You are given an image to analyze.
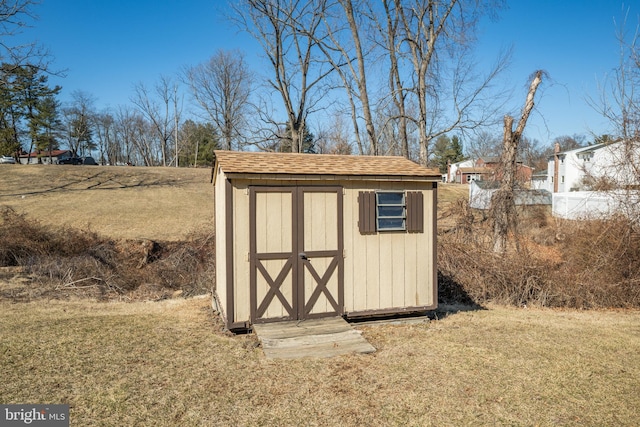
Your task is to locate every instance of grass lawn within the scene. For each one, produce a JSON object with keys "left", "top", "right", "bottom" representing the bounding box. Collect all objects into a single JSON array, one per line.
[
  {"left": 1, "top": 297, "right": 639, "bottom": 426},
  {"left": 0, "top": 165, "right": 213, "bottom": 241},
  {"left": 1, "top": 165, "right": 639, "bottom": 426}
]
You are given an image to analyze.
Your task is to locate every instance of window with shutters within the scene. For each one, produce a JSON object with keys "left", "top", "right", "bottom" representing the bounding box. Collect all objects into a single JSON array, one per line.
[
  {"left": 376, "top": 192, "right": 406, "bottom": 231},
  {"left": 358, "top": 190, "right": 424, "bottom": 234}
]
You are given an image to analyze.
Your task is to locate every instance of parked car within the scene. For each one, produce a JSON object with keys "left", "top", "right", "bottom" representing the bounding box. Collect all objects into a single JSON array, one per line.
[
  {"left": 57, "top": 157, "right": 82, "bottom": 165},
  {"left": 0, "top": 155, "right": 16, "bottom": 164},
  {"left": 81, "top": 156, "right": 98, "bottom": 165}
]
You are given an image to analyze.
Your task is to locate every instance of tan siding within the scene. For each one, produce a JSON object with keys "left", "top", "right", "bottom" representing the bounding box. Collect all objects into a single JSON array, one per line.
[
  {"left": 342, "top": 181, "right": 435, "bottom": 313},
  {"left": 365, "top": 232, "right": 381, "bottom": 309},
  {"left": 219, "top": 175, "right": 436, "bottom": 325},
  {"left": 343, "top": 186, "right": 355, "bottom": 312},
  {"left": 233, "top": 183, "right": 250, "bottom": 323},
  {"left": 390, "top": 234, "right": 406, "bottom": 307},
  {"left": 378, "top": 231, "right": 394, "bottom": 308},
  {"left": 403, "top": 230, "right": 419, "bottom": 306},
  {"left": 214, "top": 168, "right": 227, "bottom": 318},
  {"left": 345, "top": 184, "right": 369, "bottom": 312}
]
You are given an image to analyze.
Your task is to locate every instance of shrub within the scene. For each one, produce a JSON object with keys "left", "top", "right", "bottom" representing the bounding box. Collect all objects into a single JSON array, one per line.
[
  {"left": 0, "top": 207, "right": 214, "bottom": 301},
  {"left": 438, "top": 204, "right": 640, "bottom": 309}
]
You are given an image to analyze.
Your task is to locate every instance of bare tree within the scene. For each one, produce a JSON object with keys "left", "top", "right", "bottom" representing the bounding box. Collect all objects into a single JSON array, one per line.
[
  {"left": 0, "top": 0, "right": 56, "bottom": 78},
  {"left": 379, "top": 0, "right": 410, "bottom": 158},
  {"left": 112, "top": 105, "right": 157, "bottom": 166},
  {"left": 112, "top": 106, "right": 137, "bottom": 165},
  {"left": 183, "top": 49, "right": 251, "bottom": 151},
  {"left": 491, "top": 70, "right": 543, "bottom": 254},
  {"left": 588, "top": 9, "right": 640, "bottom": 226},
  {"left": 131, "top": 76, "right": 179, "bottom": 166},
  {"left": 596, "top": 10, "right": 640, "bottom": 145},
  {"left": 318, "top": 0, "right": 379, "bottom": 155},
  {"left": 394, "top": 0, "right": 510, "bottom": 166},
  {"left": 93, "top": 110, "right": 114, "bottom": 165},
  {"left": 62, "top": 90, "right": 96, "bottom": 156},
  {"left": 466, "top": 130, "right": 501, "bottom": 160},
  {"left": 128, "top": 111, "right": 158, "bottom": 166},
  {"left": 314, "top": 112, "right": 353, "bottom": 154},
  {"left": 233, "top": 0, "right": 333, "bottom": 153}
]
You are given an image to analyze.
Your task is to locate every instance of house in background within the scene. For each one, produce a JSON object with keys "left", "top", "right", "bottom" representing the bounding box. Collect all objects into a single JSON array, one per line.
[
  {"left": 544, "top": 140, "right": 640, "bottom": 219},
  {"left": 545, "top": 140, "right": 639, "bottom": 193},
  {"left": 451, "top": 156, "right": 534, "bottom": 185},
  {"left": 19, "top": 149, "right": 74, "bottom": 165},
  {"left": 446, "top": 159, "right": 474, "bottom": 183},
  {"left": 456, "top": 166, "right": 492, "bottom": 183},
  {"left": 531, "top": 169, "right": 548, "bottom": 190}
]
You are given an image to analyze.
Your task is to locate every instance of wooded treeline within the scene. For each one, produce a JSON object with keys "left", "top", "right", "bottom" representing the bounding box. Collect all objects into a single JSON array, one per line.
[
  {"left": 0, "top": 0, "right": 517, "bottom": 167},
  {"left": 231, "top": 0, "right": 510, "bottom": 165},
  {"left": 0, "top": 64, "right": 219, "bottom": 166},
  {"left": 0, "top": 0, "right": 635, "bottom": 170}
]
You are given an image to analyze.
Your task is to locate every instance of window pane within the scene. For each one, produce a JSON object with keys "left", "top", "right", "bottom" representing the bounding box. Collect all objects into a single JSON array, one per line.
[
  {"left": 376, "top": 191, "right": 406, "bottom": 231},
  {"left": 377, "top": 192, "right": 404, "bottom": 205},
  {"left": 378, "top": 205, "right": 404, "bottom": 217},
  {"left": 378, "top": 218, "right": 405, "bottom": 229}
]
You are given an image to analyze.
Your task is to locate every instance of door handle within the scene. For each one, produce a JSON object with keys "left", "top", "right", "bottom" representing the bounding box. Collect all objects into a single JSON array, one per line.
[{"left": 299, "top": 252, "right": 308, "bottom": 260}]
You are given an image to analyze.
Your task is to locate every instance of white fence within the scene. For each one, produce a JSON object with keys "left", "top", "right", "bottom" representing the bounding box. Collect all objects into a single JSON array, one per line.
[
  {"left": 552, "top": 191, "right": 640, "bottom": 220},
  {"left": 469, "top": 181, "right": 552, "bottom": 210}
]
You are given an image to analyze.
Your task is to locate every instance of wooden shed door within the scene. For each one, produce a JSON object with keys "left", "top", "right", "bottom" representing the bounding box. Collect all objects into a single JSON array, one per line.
[{"left": 250, "top": 186, "right": 343, "bottom": 323}]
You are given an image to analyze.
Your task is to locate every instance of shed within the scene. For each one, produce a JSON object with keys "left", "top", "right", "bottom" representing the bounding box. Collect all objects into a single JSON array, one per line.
[{"left": 213, "top": 150, "right": 440, "bottom": 332}]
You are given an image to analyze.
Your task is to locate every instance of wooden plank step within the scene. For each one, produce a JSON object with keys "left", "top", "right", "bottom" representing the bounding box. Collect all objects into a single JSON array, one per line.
[{"left": 253, "top": 317, "right": 376, "bottom": 359}]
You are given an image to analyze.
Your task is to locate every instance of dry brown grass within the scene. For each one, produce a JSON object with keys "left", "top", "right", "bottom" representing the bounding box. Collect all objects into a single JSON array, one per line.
[
  {"left": 0, "top": 164, "right": 216, "bottom": 301},
  {"left": 1, "top": 297, "right": 638, "bottom": 426},
  {"left": 0, "top": 206, "right": 215, "bottom": 302},
  {"left": 1, "top": 168, "right": 639, "bottom": 424},
  {"left": 437, "top": 183, "right": 469, "bottom": 229},
  {"left": 0, "top": 164, "right": 213, "bottom": 241},
  {"left": 438, "top": 196, "right": 640, "bottom": 309}
]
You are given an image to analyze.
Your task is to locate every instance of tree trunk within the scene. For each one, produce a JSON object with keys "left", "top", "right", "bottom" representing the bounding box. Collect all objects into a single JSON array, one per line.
[{"left": 492, "top": 71, "right": 543, "bottom": 254}]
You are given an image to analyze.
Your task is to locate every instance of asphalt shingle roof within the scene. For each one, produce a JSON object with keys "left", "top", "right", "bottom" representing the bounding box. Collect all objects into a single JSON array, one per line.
[{"left": 214, "top": 150, "right": 440, "bottom": 178}]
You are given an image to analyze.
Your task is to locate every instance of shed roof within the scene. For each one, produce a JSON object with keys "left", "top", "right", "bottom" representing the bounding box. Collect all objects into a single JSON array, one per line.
[{"left": 214, "top": 150, "right": 440, "bottom": 181}]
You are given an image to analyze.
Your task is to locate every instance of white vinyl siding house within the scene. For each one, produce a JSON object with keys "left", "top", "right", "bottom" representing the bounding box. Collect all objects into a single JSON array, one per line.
[{"left": 545, "top": 141, "right": 640, "bottom": 219}]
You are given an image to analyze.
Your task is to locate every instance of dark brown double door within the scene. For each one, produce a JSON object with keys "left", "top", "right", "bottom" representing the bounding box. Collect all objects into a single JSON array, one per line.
[{"left": 249, "top": 186, "right": 344, "bottom": 323}]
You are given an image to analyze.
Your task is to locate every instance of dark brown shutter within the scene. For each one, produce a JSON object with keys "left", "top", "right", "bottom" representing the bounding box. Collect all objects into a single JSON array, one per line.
[
  {"left": 358, "top": 191, "right": 376, "bottom": 234},
  {"left": 406, "top": 191, "right": 424, "bottom": 233}
]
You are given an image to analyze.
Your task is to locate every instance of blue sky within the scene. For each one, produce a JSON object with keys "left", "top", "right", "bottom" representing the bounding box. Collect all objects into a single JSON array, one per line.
[
  {"left": 474, "top": 0, "right": 638, "bottom": 144},
  {"left": 17, "top": 0, "right": 640, "bottom": 147}
]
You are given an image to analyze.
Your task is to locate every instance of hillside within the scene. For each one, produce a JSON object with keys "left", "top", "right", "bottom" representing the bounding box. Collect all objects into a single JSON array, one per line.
[
  {"left": 0, "top": 164, "right": 214, "bottom": 241},
  {"left": 0, "top": 164, "right": 468, "bottom": 241},
  {"left": 0, "top": 164, "right": 470, "bottom": 302}
]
